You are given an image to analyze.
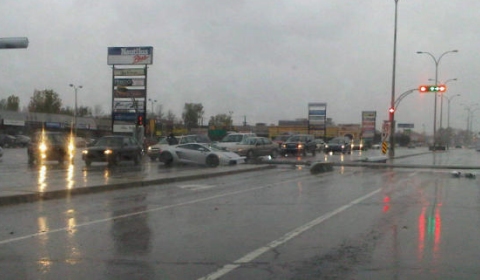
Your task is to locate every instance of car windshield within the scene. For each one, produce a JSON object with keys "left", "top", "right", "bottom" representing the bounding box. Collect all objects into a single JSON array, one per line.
[
  {"left": 221, "top": 134, "right": 244, "bottom": 143},
  {"left": 95, "top": 137, "right": 122, "bottom": 147}
]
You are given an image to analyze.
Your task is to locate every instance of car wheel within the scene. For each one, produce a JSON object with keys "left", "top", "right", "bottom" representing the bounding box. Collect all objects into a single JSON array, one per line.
[
  {"left": 246, "top": 150, "right": 255, "bottom": 159},
  {"left": 149, "top": 156, "right": 157, "bottom": 162},
  {"left": 160, "top": 152, "right": 173, "bottom": 167},
  {"left": 270, "top": 149, "right": 279, "bottom": 159},
  {"left": 133, "top": 153, "right": 141, "bottom": 165},
  {"left": 206, "top": 154, "right": 220, "bottom": 167}
]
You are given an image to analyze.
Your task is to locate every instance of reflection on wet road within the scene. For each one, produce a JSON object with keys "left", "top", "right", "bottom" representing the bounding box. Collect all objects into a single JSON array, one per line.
[{"left": 0, "top": 148, "right": 480, "bottom": 279}]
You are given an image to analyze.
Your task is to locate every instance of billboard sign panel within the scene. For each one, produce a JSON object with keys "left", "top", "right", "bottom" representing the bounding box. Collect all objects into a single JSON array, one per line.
[
  {"left": 113, "top": 89, "right": 146, "bottom": 98},
  {"left": 107, "top": 46, "right": 153, "bottom": 65},
  {"left": 113, "top": 68, "right": 146, "bottom": 76},
  {"left": 114, "top": 78, "right": 145, "bottom": 87},
  {"left": 308, "top": 103, "right": 327, "bottom": 131},
  {"left": 361, "top": 111, "right": 377, "bottom": 139},
  {"left": 113, "top": 100, "right": 145, "bottom": 112},
  {"left": 398, "top": 123, "right": 414, "bottom": 129}
]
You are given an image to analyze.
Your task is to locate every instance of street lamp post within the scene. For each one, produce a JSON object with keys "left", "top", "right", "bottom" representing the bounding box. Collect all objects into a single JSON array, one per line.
[
  {"left": 389, "top": 0, "right": 399, "bottom": 158},
  {"left": 462, "top": 103, "right": 479, "bottom": 146},
  {"left": 416, "top": 50, "right": 458, "bottom": 148},
  {"left": 148, "top": 98, "right": 157, "bottom": 138},
  {"left": 69, "top": 84, "right": 83, "bottom": 136},
  {"left": 445, "top": 94, "right": 461, "bottom": 129},
  {"left": 444, "top": 93, "right": 460, "bottom": 148},
  {"left": 148, "top": 98, "right": 157, "bottom": 117},
  {"left": 428, "top": 78, "right": 457, "bottom": 131}
]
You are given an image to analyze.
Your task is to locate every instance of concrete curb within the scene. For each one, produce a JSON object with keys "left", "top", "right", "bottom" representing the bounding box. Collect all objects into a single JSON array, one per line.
[{"left": 0, "top": 165, "right": 276, "bottom": 207}]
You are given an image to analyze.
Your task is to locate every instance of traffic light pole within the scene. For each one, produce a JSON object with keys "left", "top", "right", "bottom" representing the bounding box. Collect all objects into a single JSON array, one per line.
[{"left": 389, "top": 0, "right": 399, "bottom": 158}]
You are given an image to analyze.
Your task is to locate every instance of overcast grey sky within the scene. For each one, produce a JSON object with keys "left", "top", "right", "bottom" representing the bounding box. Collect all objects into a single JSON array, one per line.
[{"left": 1, "top": 0, "right": 479, "bottom": 133}]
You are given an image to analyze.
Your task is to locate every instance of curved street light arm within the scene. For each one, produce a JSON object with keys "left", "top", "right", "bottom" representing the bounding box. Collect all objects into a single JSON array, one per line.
[{"left": 394, "top": 88, "right": 418, "bottom": 110}]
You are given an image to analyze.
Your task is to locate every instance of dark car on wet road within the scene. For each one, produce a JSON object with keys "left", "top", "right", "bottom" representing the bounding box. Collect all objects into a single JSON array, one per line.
[
  {"left": 81, "top": 135, "right": 143, "bottom": 166},
  {"left": 27, "top": 131, "right": 74, "bottom": 164},
  {"left": 280, "top": 134, "right": 317, "bottom": 156},
  {"left": 324, "top": 137, "right": 352, "bottom": 154}
]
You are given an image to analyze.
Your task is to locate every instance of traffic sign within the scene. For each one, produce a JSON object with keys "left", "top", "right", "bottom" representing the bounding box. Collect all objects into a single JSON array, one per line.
[{"left": 381, "top": 141, "right": 388, "bottom": 154}]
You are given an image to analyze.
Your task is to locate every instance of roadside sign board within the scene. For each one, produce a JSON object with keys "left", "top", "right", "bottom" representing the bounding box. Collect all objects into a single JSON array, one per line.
[{"left": 382, "top": 141, "right": 388, "bottom": 154}]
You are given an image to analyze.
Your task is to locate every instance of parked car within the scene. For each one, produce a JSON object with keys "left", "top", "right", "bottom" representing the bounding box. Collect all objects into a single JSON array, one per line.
[
  {"left": 14, "top": 135, "right": 31, "bottom": 147},
  {"left": 82, "top": 135, "right": 143, "bottom": 166},
  {"left": 228, "top": 136, "right": 279, "bottom": 159},
  {"left": 216, "top": 133, "right": 257, "bottom": 149},
  {"left": 324, "top": 137, "right": 352, "bottom": 154},
  {"left": 27, "top": 131, "right": 74, "bottom": 164},
  {"left": 0, "top": 134, "right": 17, "bottom": 148},
  {"left": 147, "top": 134, "right": 211, "bottom": 161},
  {"left": 280, "top": 134, "right": 317, "bottom": 156},
  {"left": 159, "top": 143, "right": 245, "bottom": 167}
]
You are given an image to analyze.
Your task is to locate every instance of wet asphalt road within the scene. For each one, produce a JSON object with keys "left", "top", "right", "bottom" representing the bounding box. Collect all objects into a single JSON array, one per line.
[{"left": 0, "top": 148, "right": 480, "bottom": 279}]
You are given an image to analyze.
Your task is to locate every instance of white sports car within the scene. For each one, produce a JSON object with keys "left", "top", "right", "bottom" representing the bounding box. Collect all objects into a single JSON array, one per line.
[{"left": 159, "top": 143, "right": 245, "bottom": 167}]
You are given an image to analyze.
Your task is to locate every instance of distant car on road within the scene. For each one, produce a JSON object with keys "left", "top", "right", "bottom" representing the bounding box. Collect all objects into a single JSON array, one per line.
[
  {"left": 272, "top": 134, "right": 292, "bottom": 148},
  {"left": 281, "top": 134, "right": 317, "bottom": 156},
  {"left": 0, "top": 134, "right": 16, "bottom": 148},
  {"left": 216, "top": 133, "right": 256, "bottom": 149},
  {"left": 324, "top": 137, "right": 352, "bottom": 154},
  {"left": 147, "top": 134, "right": 211, "bottom": 161},
  {"left": 82, "top": 135, "right": 143, "bottom": 166},
  {"left": 351, "top": 139, "right": 366, "bottom": 151},
  {"left": 313, "top": 139, "right": 326, "bottom": 151},
  {"left": 159, "top": 143, "right": 245, "bottom": 167},
  {"left": 228, "top": 136, "right": 279, "bottom": 159},
  {"left": 27, "top": 131, "right": 74, "bottom": 164}
]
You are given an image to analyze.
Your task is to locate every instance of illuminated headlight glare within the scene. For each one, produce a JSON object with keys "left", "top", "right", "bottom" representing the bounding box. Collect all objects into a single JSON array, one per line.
[
  {"left": 39, "top": 143, "right": 47, "bottom": 152},
  {"left": 341, "top": 145, "right": 345, "bottom": 149},
  {"left": 148, "top": 146, "right": 152, "bottom": 151},
  {"left": 104, "top": 150, "right": 113, "bottom": 155},
  {"left": 298, "top": 144, "right": 304, "bottom": 149},
  {"left": 82, "top": 150, "right": 88, "bottom": 155},
  {"left": 325, "top": 144, "right": 329, "bottom": 148},
  {"left": 281, "top": 144, "right": 286, "bottom": 149}
]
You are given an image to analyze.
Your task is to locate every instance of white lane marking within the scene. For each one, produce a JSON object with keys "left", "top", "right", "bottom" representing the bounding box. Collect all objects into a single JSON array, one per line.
[
  {"left": 0, "top": 176, "right": 308, "bottom": 246},
  {"left": 197, "top": 188, "right": 382, "bottom": 280},
  {"left": 178, "top": 184, "right": 215, "bottom": 191}
]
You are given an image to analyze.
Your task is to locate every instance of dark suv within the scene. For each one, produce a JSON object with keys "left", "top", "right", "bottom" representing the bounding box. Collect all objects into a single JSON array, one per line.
[
  {"left": 28, "top": 131, "right": 74, "bottom": 164},
  {"left": 280, "top": 134, "right": 316, "bottom": 156},
  {"left": 324, "top": 137, "right": 352, "bottom": 154}
]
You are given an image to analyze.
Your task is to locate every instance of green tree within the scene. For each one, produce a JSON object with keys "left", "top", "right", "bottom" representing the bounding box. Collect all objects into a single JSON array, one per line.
[
  {"left": 0, "top": 95, "right": 20, "bottom": 111},
  {"left": 209, "top": 113, "right": 233, "bottom": 129},
  {"left": 28, "top": 89, "right": 63, "bottom": 114},
  {"left": 182, "top": 103, "right": 204, "bottom": 129},
  {"left": 6, "top": 95, "right": 20, "bottom": 111}
]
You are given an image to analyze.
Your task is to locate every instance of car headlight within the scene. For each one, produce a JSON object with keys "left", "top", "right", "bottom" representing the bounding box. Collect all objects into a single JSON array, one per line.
[
  {"left": 298, "top": 144, "right": 304, "bottom": 149},
  {"left": 325, "top": 144, "right": 328, "bottom": 148},
  {"left": 148, "top": 146, "right": 152, "bottom": 151},
  {"left": 104, "top": 149, "right": 113, "bottom": 155},
  {"left": 39, "top": 143, "right": 47, "bottom": 152},
  {"left": 82, "top": 150, "right": 88, "bottom": 155},
  {"left": 281, "top": 144, "right": 286, "bottom": 149}
]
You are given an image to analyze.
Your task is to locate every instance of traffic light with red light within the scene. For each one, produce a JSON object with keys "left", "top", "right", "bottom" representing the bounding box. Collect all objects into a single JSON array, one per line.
[
  {"left": 137, "top": 115, "right": 144, "bottom": 126},
  {"left": 389, "top": 107, "right": 395, "bottom": 114},
  {"left": 419, "top": 85, "right": 446, "bottom": 93}
]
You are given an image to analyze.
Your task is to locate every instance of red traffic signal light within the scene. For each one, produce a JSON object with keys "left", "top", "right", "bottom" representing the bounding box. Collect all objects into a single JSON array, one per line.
[
  {"left": 137, "top": 115, "right": 144, "bottom": 126},
  {"left": 389, "top": 107, "right": 395, "bottom": 114},
  {"left": 419, "top": 85, "right": 446, "bottom": 93}
]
